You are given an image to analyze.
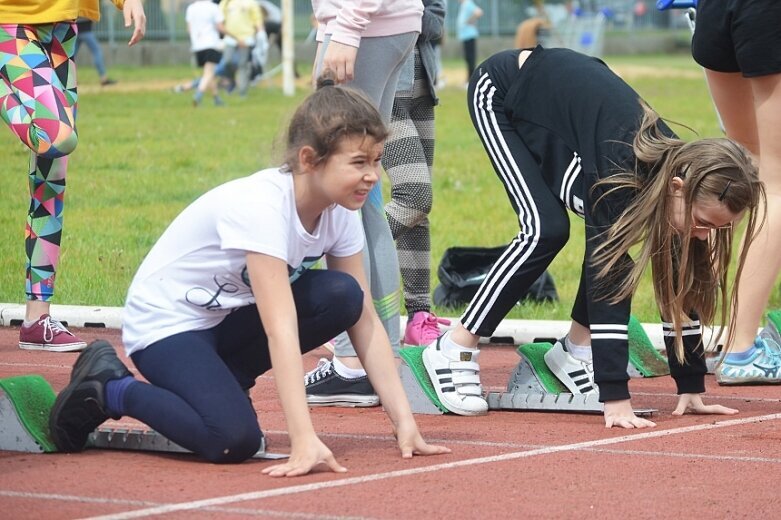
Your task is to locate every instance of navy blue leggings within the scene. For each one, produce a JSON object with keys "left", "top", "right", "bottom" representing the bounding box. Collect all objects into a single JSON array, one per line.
[{"left": 126, "top": 269, "right": 363, "bottom": 463}]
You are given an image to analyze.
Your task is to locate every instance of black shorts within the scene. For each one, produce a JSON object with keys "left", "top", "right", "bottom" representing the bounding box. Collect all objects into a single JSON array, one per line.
[
  {"left": 195, "top": 49, "right": 222, "bottom": 67},
  {"left": 691, "top": 0, "right": 781, "bottom": 77}
]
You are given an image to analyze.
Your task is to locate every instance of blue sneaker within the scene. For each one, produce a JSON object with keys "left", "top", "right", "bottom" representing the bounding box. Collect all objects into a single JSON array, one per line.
[{"left": 716, "top": 336, "right": 781, "bottom": 385}]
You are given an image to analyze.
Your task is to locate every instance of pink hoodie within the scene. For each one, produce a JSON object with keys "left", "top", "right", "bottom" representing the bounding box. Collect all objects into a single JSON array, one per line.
[{"left": 312, "top": 0, "right": 423, "bottom": 48}]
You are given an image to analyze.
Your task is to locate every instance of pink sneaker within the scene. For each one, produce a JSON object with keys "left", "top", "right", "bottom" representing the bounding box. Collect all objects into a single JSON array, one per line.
[
  {"left": 19, "top": 314, "right": 88, "bottom": 352},
  {"left": 404, "top": 311, "right": 451, "bottom": 347}
]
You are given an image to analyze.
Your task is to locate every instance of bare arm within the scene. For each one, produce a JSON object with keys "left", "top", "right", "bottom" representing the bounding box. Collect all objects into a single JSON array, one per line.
[
  {"left": 246, "top": 253, "right": 346, "bottom": 477},
  {"left": 469, "top": 6, "right": 484, "bottom": 24},
  {"left": 327, "top": 253, "right": 450, "bottom": 458}
]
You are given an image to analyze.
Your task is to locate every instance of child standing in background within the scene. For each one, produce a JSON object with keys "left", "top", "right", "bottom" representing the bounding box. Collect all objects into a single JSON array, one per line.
[
  {"left": 186, "top": 0, "right": 226, "bottom": 107},
  {"left": 0, "top": 0, "right": 146, "bottom": 352},
  {"left": 383, "top": 0, "right": 449, "bottom": 347},
  {"left": 304, "top": 0, "right": 422, "bottom": 407}
]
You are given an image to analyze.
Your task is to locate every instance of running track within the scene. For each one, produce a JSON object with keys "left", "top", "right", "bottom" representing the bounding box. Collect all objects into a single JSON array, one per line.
[{"left": 2, "top": 326, "right": 781, "bottom": 518}]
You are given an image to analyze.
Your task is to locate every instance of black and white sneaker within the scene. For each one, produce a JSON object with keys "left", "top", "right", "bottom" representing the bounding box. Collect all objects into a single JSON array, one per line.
[
  {"left": 543, "top": 339, "right": 597, "bottom": 394},
  {"left": 304, "top": 358, "right": 380, "bottom": 407},
  {"left": 422, "top": 335, "right": 487, "bottom": 416}
]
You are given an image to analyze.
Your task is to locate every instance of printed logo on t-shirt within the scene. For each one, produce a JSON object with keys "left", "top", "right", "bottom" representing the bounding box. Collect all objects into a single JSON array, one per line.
[{"left": 185, "top": 274, "right": 251, "bottom": 310}]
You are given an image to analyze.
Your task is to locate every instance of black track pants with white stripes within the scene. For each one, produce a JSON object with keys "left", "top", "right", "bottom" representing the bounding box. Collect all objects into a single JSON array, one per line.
[{"left": 462, "top": 57, "right": 572, "bottom": 337}]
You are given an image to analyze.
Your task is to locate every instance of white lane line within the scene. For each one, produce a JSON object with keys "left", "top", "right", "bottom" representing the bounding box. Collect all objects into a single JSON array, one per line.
[
  {"left": 0, "top": 491, "right": 371, "bottom": 519},
  {"left": 587, "top": 448, "right": 781, "bottom": 464},
  {"left": 631, "top": 391, "right": 781, "bottom": 403},
  {"left": 271, "top": 431, "right": 781, "bottom": 463},
  {"left": 0, "top": 362, "right": 72, "bottom": 369},
  {"left": 81, "top": 412, "right": 781, "bottom": 520}
]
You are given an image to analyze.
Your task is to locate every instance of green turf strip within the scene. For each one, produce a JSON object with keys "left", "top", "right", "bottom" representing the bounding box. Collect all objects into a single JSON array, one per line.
[
  {"left": 767, "top": 310, "right": 781, "bottom": 338},
  {"left": 517, "top": 343, "right": 568, "bottom": 394},
  {"left": 628, "top": 316, "right": 670, "bottom": 377},
  {"left": 398, "top": 347, "right": 449, "bottom": 413},
  {"left": 0, "top": 375, "right": 57, "bottom": 452}
]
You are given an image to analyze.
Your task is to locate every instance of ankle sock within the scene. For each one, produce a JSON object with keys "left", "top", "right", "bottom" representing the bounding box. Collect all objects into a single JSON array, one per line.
[
  {"left": 724, "top": 345, "right": 757, "bottom": 363},
  {"left": 333, "top": 357, "right": 367, "bottom": 379},
  {"left": 565, "top": 336, "right": 593, "bottom": 362},
  {"left": 105, "top": 376, "right": 136, "bottom": 417},
  {"left": 440, "top": 331, "right": 477, "bottom": 358}
]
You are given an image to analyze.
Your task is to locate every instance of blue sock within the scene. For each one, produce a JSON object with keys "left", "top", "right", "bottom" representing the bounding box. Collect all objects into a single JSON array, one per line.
[
  {"left": 105, "top": 376, "right": 136, "bottom": 417},
  {"left": 724, "top": 346, "right": 757, "bottom": 363}
]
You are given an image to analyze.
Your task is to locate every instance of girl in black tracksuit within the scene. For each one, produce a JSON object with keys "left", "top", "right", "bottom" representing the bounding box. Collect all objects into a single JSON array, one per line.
[{"left": 422, "top": 46, "right": 763, "bottom": 426}]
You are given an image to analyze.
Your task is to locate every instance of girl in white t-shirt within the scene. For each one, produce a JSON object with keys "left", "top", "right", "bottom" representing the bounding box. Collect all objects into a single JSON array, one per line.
[{"left": 49, "top": 76, "right": 450, "bottom": 475}]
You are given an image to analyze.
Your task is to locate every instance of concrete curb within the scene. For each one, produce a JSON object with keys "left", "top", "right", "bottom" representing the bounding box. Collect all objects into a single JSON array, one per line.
[
  {"left": 0, "top": 302, "right": 724, "bottom": 350},
  {"left": 0, "top": 303, "right": 123, "bottom": 329}
]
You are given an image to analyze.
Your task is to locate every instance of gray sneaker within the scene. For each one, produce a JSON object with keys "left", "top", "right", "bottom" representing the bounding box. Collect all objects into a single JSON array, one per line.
[{"left": 717, "top": 336, "right": 781, "bottom": 385}]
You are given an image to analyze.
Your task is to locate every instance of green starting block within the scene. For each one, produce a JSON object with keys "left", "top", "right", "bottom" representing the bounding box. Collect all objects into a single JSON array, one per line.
[
  {"left": 0, "top": 375, "right": 286, "bottom": 459},
  {"left": 399, "top": 315, "right": 666, "bottom": 415}
]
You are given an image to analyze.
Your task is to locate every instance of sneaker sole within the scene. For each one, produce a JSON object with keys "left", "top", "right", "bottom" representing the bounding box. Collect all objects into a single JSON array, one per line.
[
  {"left": 717, "top": 377, "right": 781, "bottom": 386},
  {"left": 422, "top": 347, "right": 487, "bottom": 416},
  {"left": 306, "top": 395, "right": 380, "bottom": 407},
  {"left": 19, "top": 341, "right": 88, "bottom": 352}
]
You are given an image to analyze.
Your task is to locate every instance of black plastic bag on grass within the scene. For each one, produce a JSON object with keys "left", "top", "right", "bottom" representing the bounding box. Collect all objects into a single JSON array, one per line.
[{"left": 433, "top": 246, "right": 558, "bottom": 308}]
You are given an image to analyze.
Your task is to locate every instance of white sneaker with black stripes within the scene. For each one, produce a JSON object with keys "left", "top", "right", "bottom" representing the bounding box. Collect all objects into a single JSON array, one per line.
[
  {"left": 422, "top": 335, "right": 488, "bottom": 416},
  {"left": 544, "top": 339, "right": 597, "bottom": 394}
]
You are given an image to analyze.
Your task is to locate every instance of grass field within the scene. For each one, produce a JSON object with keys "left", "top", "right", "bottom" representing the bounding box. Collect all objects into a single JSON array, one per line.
[{"left": 0, "top": 53, "right": 772, "bottom": 323}]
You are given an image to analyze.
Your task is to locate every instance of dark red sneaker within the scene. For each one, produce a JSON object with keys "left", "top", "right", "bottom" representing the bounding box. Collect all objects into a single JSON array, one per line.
[{"left": 19, "top": 314, "right": 87, "bottom": 352}]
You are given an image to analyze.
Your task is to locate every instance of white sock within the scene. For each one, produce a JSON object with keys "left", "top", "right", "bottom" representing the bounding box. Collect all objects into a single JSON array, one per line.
[
  {"left": 333, "top": 357, "right": 367, "bottom": 379},
  {"left": 440, "top": 331, "right": 478, "bottom": 358},
  {"left": 22, "top": 318, "right": 37, "bottom": 328},
  {"left": 566, "top": 336, "right": 593, "bottom": 362}
]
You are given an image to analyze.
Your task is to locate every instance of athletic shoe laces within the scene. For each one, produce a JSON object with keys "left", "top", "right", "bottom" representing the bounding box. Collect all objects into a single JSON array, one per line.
[
  {"left": 408, "top": 312, "right": 451, "bottom": 345},
  {"left": 40, "top": 316, "right": 75, "bottom": 343},
  {"left": 755, "top": 336, "right": 781, "bottom": 362},
  {"left": 304, "top": 358, "right": 333, "bottom": 385}
]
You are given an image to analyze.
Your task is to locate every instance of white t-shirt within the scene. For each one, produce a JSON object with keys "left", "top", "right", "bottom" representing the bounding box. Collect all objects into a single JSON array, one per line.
[
  {"left": 122, "top": 168, "right": 364, "bottom": 356},
  {"left": 186, "top": 0, "right": 225, "bottom": 52}
]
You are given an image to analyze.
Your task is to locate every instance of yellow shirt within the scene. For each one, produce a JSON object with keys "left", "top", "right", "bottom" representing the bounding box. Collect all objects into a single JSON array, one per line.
[
  {"left": 0, "top": 0, "right": 124, "bottom": 24},
  {"left": 219, "top": 0, "right": 262, "bottom": 43}
]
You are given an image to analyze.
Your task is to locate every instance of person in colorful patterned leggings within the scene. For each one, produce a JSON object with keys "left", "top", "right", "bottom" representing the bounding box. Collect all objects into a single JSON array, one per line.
[{"left": 0, "top": 0, "right": 145, "bottom": 352}]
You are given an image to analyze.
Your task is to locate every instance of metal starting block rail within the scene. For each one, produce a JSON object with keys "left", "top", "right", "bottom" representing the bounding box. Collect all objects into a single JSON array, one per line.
[
  {"left": 88, "top": 427, "right": 288, "bottom": 460},
  {"left": 486, "top": 391, "right": 655, "bottom": 416}
]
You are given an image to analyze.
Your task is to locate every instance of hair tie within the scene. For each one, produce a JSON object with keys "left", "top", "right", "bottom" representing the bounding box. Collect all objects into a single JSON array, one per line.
[
  {"left": 319, "top": 78, "right": 335, "bottom": 88},
  {"left": 718, "top": 180, "right": 732, "bottom": 201}
]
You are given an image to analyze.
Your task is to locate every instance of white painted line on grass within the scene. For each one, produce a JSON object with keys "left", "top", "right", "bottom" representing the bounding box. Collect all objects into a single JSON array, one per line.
[{"left": 82, "top": 412, "right": 781, "bottom": 520}]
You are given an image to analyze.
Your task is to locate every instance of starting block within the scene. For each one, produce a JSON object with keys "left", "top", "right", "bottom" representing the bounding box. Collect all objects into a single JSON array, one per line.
[
  {"left": 490, "top": 343, "right": 656, "bottom": 416},
  {"left": 399, "top": 347, "right": 447, "bottom": 415},
  {"left": 400, "top": 315, "right": 664, "bottom": 416},
  {"left": 0, "top": 375, "right": 287, "bottom": 459}
]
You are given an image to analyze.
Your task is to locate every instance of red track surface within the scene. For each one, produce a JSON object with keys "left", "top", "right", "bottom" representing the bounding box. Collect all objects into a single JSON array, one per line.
[{"left": 2, "top": 325, "right": 781, "bottom": 519}]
